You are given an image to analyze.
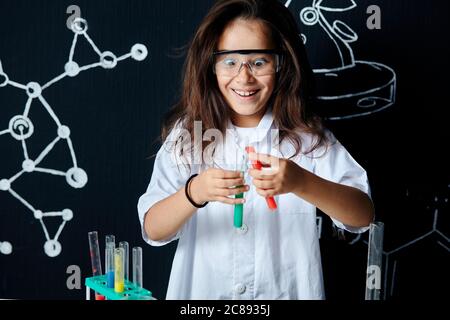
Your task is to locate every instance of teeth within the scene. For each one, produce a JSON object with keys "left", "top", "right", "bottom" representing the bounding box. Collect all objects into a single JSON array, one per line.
[{"left": 234, "top": 89, "right": 257, "bottom": 97}]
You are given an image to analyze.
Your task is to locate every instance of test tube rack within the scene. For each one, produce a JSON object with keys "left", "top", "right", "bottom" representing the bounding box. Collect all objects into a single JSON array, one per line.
[{"left": 85, "top": 275, "right": 153, "bottom": 300}]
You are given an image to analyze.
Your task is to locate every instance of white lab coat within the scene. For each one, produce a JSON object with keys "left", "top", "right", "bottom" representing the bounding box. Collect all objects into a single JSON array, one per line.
[{"left": 137, "top": 110, "right": 370, "bottom": 300}]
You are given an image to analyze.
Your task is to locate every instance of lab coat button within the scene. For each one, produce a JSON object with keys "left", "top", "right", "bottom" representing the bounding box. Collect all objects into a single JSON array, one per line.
[
  {"left": 236, "top": 224, "right": 248, "bottom": 235},
  {"left": 235, "top": 283, "right": 246, "bottom": 294}
]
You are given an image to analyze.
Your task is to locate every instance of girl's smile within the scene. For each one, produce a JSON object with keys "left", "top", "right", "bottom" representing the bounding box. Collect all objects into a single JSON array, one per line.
[{"left": 231, "top": 88, "right": 260, "bottom": 99}]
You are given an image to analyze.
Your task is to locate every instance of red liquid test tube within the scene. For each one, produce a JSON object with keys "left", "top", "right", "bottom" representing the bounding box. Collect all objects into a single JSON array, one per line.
[{"left": 245, "top": 146, "right": 277, "bottom": 211}]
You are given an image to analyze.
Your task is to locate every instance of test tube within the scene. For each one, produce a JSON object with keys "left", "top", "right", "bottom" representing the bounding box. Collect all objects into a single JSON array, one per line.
[
  {"left": 365, "top": 221, "right": 384, "bottom": 300},
  {"left": 106, "top": 234, "right": 115, "bottom": 247},
  {"left": 234, "top": 193, "right": 244, "bottom": 228},
  {"left": 119, "top": 241, "right": 129, "bottom": 282},
  {"left": 88, "top": 231, "right": 102, "bottom": 276},
  {"left": 234, "top": 153, "right": 247, "bottom": 228},
  {"left": 132, "top": 247, "right": 143, "bottom": 289},
  {"left": 114, "top": 247, "right": 125, "bottom": 293},
  {"left": 88, "top": 231, "right": 105, "bottom": 300},
  {"left": 105, "top": 235, "right": 115, "bottom": 289},
  {"left": 245, "top": 146, "right": 277, "bottom": 210}
]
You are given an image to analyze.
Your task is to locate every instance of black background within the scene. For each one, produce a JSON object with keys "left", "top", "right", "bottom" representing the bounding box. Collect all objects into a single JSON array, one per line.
[{"left": 0, "top": 0, "right": 448, "bottom": 300}]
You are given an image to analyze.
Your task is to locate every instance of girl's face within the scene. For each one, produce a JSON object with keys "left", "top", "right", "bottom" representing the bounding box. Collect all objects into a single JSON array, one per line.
[{"left": 216, "top": 19, "right": 276, "bottom": 127}]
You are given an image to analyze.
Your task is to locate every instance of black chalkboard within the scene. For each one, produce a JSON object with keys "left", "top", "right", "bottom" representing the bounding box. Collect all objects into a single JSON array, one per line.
[{"left": 0, "top": 0, "right": 448, "bottom": 300}]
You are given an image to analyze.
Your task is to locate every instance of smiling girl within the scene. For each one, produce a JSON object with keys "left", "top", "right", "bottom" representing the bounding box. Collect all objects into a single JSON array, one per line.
[{"left": 138, "top": 0, "right": 374, "bottom": 300}]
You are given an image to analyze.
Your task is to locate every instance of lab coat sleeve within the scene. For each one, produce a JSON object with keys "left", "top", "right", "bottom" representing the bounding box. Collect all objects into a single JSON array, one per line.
[
  {"left": 312, "top": 131, "right": 372, "bottom": 234},
  {"left": 137, "top": 130, "right": 191, "bottom": 246}
]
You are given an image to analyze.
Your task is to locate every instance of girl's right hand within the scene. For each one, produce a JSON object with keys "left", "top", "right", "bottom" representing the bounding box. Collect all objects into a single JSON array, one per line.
[{"left": 189, "top": 168, "right": 249, "bottom": 205}]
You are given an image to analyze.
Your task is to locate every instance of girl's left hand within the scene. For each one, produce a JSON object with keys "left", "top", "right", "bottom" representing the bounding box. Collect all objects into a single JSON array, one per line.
[{"left": 247, "top": 153, "right": 305, "bottom": 198}]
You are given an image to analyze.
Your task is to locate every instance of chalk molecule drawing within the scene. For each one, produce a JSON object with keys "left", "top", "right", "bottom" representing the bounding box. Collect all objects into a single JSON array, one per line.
[
  {"left": 342, "top": 186, "right": 449, "bottom": 299},
  {"left": 285, "top": 0, "right": 397, "bottom": 120},
  {"left": 379, "top": 191, "right": 449, "bottom": 299},
  {"left": 0, "top": 16, "right": 148, "bottom": 257}
]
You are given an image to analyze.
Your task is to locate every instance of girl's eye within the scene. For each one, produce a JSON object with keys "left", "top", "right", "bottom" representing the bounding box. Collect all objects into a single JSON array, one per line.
[
  {"left": 253, "top": 59, "right": 268, "bottom": 67},
  {"left": 222, "top": 59, "right": 237, "bottom": 67}
]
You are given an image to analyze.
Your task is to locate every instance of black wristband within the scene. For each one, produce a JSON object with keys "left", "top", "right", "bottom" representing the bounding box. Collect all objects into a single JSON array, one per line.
[{"left": 185, "top": 174, "right": 208, "bottom": 208}]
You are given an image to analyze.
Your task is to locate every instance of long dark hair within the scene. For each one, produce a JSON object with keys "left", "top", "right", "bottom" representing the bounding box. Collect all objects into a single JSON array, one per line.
[{"left": 161, "top": 0, "right": 327, "bottom": 160}]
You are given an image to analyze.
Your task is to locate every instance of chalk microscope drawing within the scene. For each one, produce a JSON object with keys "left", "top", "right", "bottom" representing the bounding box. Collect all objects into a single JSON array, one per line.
[
  {"left": 285, "top": 0, "right": 397, "bottom": 120},
  {"left": 0, "top": 17, "right": 148, "bottom": 257}
]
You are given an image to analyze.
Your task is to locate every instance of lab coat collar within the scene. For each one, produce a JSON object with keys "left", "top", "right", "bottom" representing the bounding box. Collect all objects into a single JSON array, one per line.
[{"left": 226, "top": 108, "right": 275, "bottom": 144}]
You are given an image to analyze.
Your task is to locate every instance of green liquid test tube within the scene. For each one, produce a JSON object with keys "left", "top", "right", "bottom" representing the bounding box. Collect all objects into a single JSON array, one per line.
[
  {"left": 234, "top": 151, "right": 248, "bottom": 229},
  {"left": 234, "top": 168, "right": 245, "bottom": 229},
  {"left": 234, "top": 192, "right": 244, "bottom": 228}
]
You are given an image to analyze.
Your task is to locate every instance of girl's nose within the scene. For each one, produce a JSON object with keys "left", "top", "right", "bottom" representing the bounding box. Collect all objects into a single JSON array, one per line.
[{"left": 236, "top": 62, "right": 255, "bottom": 82}]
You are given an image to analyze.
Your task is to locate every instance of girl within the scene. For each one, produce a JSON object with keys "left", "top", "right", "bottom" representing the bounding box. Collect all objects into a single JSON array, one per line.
[{"left": 138, "top": 0, "right": 374, "bottom": 299}]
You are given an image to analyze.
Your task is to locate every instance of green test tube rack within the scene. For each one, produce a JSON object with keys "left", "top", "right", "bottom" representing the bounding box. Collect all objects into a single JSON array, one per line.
[{"left": 85, "top": 275, "right": 153, "bottom": 300}]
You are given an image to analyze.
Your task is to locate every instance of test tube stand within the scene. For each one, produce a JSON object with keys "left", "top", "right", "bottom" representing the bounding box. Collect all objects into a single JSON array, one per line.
[{"left": 85, "top": 275, "right": 153, "bottom": 300}]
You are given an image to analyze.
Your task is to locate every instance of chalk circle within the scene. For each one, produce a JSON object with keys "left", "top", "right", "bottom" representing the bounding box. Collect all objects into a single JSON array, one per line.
[
  {"left": 357, "top": 97, "right": 390, "bottom": 109},
  {"left": 44, "top": 240, "right": 62, "bottom": 257},
  {"left": 0, "top": 241, "right": 12, "bottom": 255},
  {"left": 300, "top": 7, "right": 319, "bottom": 26},
  {"left": 9, "top": 115, "right": 34, "bottom": 141},
  {"left": 34, "top": 210, "right": 43, "bottom": 219},
  {"left": 62, "top": 209, "right": 73, "bottom": 221},
  {"left": 22, "top": 159, "right": 35, "bottom": 172},
  {"left": 131, "top": 44, "right": 148, "bottom": 61},
  {"left": 58, "top": 125, "right": 71, "bottom": 139},
  {"left": 26, "top": 82, "right": 42, "bottom": 98},
  {"left": 100, "top": 51, "right": 117, "bottom": 69},
  {"left": 0, "top": 179, "right": 10, "bottom": 191},
  {"left": 65, "top": 61, "right": 80, "bottom": 77},
  {"left": 0, "top": 72, "right": 8, "bottom": 87},
  {"left": 71, "top": 17, "right": 88, "bottom": 34},
  {"left": 66, "top": 167, "right": 88, "bottom": 189}
]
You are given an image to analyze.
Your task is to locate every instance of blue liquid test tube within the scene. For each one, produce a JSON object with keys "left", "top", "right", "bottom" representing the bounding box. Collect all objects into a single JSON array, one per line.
[
  {"left": 132, "top": 247, "right": 143, "bottom": 289},
  {"left": 105, "top": 235, "right": 115, "bottom": 289},
  {"left": 119, "top": 241, "right": 129, "bottom": 282},
  {"left": 106, "top": 234, "right": 115, "bottom": 247}
]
